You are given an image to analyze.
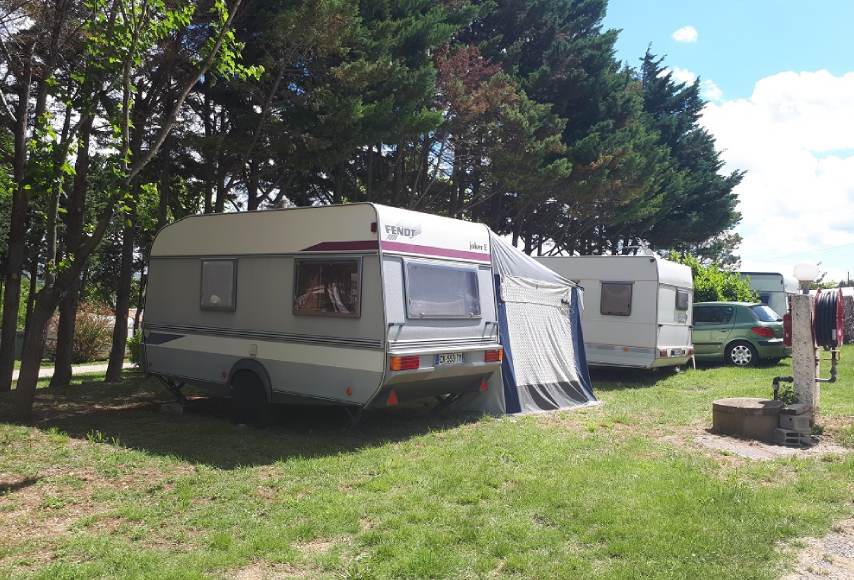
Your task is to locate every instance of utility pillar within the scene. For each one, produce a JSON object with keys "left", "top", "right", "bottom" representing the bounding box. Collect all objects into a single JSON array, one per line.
[{"left": 790, "top": 293, "right": 819, "bottom": 423}]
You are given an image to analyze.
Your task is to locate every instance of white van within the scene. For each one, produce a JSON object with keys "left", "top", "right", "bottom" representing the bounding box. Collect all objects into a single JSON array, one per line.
[
  {"left": 143, "top": 204, "right": 503, "bottom": 417},
  {"left": 738, "top": 272, "right": 799, "bottom": 316},
  {"left": 536, "top": 255, "right": 694, "bottom": 369}
]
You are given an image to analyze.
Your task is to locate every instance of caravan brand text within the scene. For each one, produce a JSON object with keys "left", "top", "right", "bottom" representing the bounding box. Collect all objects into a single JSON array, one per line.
[{"left": 385, "top": 225, "right": 420, "bottom": 239}]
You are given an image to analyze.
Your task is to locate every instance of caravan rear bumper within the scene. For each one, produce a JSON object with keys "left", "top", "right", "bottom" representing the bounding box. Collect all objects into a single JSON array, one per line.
[
  {"left": 652, "top": 346, "right": 694, "bottom": 368},
  {"left": 373, "top": 344, "right": 502, "bottom": 405}
]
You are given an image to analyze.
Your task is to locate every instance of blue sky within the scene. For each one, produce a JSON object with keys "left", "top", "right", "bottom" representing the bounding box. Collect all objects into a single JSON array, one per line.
[
  {"left": 603, "top": 1, "right": 854, "bottom": 282},
  {"left": 605, "top": 0, "right": 854, "bottom": 101}
]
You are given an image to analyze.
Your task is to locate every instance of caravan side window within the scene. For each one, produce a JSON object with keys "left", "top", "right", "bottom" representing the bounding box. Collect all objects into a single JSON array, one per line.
[
  {"left": 404, "top": 261, "right": 481, "bottom": 319},
  {"left": 293, "top": 259, "right": 361, "bottom": 317},
  {"left": 600, "top": 282, "right": 632, "bottom": 316},
  {"left": 675, "top": 288, "right": 690, "bottom": 311},
  {"left": 200, "top": 259, "right": 237, "bottom": 311}
]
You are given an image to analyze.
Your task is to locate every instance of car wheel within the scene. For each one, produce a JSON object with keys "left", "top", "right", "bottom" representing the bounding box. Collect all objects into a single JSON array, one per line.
[{"left": 726, "top": 341, "right": 758, "bottom": 367}]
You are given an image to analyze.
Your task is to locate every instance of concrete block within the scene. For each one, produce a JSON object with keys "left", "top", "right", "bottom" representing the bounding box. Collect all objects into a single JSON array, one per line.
[{"left": 779, "top": 413, "right": 811, "bottom": 434}]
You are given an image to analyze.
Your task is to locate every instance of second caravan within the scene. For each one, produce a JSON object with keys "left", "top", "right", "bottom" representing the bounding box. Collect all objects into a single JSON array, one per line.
[{"left": 537, "top": 255, "right": 694, "bottom": 369}]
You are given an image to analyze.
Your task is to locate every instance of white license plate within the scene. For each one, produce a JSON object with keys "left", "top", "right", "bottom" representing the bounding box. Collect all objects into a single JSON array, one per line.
[
  {"left": 436, "top": 352, "right": 464, "bottom": 366},
  {"left": 671, "top": 348, "right": 686, "bottom": 356}
]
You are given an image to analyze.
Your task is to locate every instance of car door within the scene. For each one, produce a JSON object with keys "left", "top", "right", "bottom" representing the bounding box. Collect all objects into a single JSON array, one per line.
[{"left": 693, "top": 305, "right": 735, "bottom": 357}]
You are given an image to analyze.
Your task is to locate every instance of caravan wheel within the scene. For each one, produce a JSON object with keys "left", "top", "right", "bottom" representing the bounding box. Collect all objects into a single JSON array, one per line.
[{"left": 231, "top": 370, "right": 272, "bottom": 427}]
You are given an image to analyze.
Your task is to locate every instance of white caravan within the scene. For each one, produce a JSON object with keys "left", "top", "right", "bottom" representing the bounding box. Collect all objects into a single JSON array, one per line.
[
  {"left": 144, "top": 204, "right": 502, "bottom": 415},
  {"left": 143, "top": 203, "right": 596, "bottom": 419},
  {"left": 738, "top": 272, "right": 799, "bottom": 317},
  {"left": 536, "top": 255, "right": 694, "bottom": 369}
]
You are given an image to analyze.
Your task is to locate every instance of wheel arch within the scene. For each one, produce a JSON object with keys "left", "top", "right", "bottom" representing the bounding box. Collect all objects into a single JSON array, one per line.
[{"left": 227, "top": 359, "right": 273, "bottom": 402}]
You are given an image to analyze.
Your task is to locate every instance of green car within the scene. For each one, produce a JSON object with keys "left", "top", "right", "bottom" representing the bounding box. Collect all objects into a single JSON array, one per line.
[{"left": 692, "top": 302, "right": 790, "bottom": 366}]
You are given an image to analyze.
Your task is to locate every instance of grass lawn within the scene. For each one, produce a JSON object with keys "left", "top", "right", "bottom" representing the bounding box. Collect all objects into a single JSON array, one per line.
[{"left": 0, "top": 349, "right": 852, "bottom": 579}]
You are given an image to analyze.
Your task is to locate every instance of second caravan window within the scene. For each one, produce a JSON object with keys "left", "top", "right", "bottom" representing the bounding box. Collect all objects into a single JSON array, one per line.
[
  {"left": 676, "top": 288, "right": 690, "bottom": 311},
  {"left": 600, "top": 282, "right": 632, "bottom": 316},
  {"left": 404, "top": 261, "right": 481, "bottom": 319},
  {"left": 294, "top": 259, "right": 361, "bottom": 317}
]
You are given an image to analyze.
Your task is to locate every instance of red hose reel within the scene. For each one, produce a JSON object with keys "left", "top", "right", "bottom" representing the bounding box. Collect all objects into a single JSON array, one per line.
[{"left": 783, "top": 288, "right": 843, "bottom": 349}]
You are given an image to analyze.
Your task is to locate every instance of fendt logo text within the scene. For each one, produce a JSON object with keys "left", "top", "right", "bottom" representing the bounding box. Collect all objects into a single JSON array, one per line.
[{"left": 385, "top": 224, "right": 421, "bottom": 240}]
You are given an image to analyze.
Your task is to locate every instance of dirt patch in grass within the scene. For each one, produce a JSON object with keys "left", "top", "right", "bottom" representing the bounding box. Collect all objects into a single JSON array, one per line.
[
  {"left": 228, "top": 561, "right": 315, "bottom": 579},
  {"left": 293, "top": 538, "right": 338, "bottom": 556},
  {"left": 693, "top": 432, "right": 850, "bottom": 461},
  {"left": 782, "top": 519, "right": 854, "bottom": 579}
]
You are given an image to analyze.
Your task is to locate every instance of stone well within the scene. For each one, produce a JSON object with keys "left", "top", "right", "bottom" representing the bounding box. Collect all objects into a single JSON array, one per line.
[{"left": 712, "top": 398, "right": 785, "bottom": 443}]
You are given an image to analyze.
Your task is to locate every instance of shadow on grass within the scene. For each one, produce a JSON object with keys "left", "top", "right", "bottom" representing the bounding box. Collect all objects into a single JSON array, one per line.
[
  {"left": 589, "top": 367, "right": 669, "bottom": 390},
  {"left": 0, "top": 476, "right": 39, "bottom": 496},
  {"left": 0, "top": 372, "right": 484, "bottom": 470}
]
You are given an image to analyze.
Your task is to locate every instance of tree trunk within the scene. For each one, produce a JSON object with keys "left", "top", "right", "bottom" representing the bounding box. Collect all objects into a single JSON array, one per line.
[
  {"left": 13, "top": 285, "right": 59, "bottom": 421},
  {"left": 133, "top": 270, "right": 146, "bottom": 333},
  {"left": 105, "top": 198, "right": 137, "bottom": 382},
  {"left": 50, "top": 113, "right": 94, "bottom": 387},
  {"left": 23, "top": 248, "right": 39, "bottom": 339},
  {"left": 247, "top": 158, "right": 259, "bottom": 211},
  {"left": 0, "top": 46, "right": 34, "bottom": 392}
]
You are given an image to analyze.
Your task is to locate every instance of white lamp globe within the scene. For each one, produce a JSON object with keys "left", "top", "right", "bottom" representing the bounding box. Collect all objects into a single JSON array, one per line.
[{"left": 793, "top": 263, "right": 820, "bottom": 283}]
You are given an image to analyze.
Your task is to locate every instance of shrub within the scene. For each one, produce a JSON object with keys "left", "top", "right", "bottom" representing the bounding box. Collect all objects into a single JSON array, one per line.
[
  {"left": 45, "top": 303, "right": 114, "bottom": 364},
  {"left": 669, "top": 253, "right": 758, "bottom": 303},
  {"left": 128, "top": 329, "right": 143, "bottom": 366}
]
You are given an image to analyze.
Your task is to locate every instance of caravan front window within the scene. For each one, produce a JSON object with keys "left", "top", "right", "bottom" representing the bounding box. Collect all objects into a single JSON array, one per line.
[
  {"left": 294, "top": 259, "right": 361, "bottom": 317},
  {"left": 404, "top": 261, "right": 481, "bottom": 319}
]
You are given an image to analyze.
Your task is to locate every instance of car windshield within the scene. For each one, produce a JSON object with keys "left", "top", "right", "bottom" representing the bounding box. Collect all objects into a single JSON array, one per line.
[{"left": 751, "top": 304, "right": 781, "bottom": 322}]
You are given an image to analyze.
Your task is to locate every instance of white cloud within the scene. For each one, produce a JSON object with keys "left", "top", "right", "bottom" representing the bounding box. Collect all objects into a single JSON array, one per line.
[
  {"left": 662, "top": 67, "right": 724, "bottom": 102},
  {"left": 665, "top": 67, "right": 697, "bottom": 85},
  {"left": 701, "top": 70, "right": 854, "bottom": 280},
  {"left": 672, "top": 25, "right": 698, "bottom": 43},
  {"left": 701, "top": 79, "right": 723, "bottom": 102}
]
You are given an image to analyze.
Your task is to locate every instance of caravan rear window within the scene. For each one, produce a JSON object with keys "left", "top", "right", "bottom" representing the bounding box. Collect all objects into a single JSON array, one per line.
[
  {"left": 200, "top": 259, "right": 237, "bottom": 311},
  {"left": 404, "top": 261, "right": 481, "bottom": 319},
  {"left": 600, "top": 282, "right": 632, "bottom": 316},
  {"left": 294, "top": 259, "right": 361, "bottom": 317}
]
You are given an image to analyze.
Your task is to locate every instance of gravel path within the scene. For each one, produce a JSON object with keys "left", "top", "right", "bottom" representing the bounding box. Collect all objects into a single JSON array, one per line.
[{"left": 783, "top": 519, "right": 854, "bottom": 579}]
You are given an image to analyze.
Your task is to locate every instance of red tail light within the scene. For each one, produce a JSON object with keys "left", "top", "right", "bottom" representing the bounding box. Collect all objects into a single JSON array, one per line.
[
  {"left": 484, "top": 348, "right": 503, "bottom": 363},
  {"left": 389, "top": 355, "right": 420, "bottom": 371},
  {"left": 658, "top": 349, "right": 668, "bottom": 358},
  {"left": 751, "top": 326, "right": 775, "bottom": 338}
]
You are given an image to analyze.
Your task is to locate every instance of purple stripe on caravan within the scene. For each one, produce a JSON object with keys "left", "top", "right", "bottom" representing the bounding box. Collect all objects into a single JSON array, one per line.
[
  {"left": 301, "top": 239, "right": 491, "bottom": 262},
  {"left": 381, "top": 240, "right": 491, "bottom": 262},
  {"left": 302, "top": 240, "right": 380, "bottom": 251}
]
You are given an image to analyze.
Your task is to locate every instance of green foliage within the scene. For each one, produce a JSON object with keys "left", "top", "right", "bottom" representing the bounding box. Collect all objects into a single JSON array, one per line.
[
  {"left": 127, "top": 329, "right": 143, "bottom": 366},
  {"left": 670, "top": 253, "right": 759, "bottom": 303},
  {"left": 776, "top": 382, "right": 798, "bottom": 405},
  {"left": 45, "top": 303, "right": 114, "bottom": 364}
]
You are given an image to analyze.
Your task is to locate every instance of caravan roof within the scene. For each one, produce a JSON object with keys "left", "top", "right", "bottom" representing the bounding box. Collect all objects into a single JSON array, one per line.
[
  {"left": 537, "top": 254, "right": 691, "bottom": 288},
  {"left": 151, "top": 203, "right": 492, "bottom": 265},
  {"left": 739, "top": 271, "right": 800, "bottom": 294}
]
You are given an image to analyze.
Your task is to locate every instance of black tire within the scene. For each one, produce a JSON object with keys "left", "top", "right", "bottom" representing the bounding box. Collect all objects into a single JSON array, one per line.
[
  {"left": 726, "top": 341, "right": 758, "bottom": 367},
  {"left": 230, "top": 370, "right": 272, "bottom": 426}
]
